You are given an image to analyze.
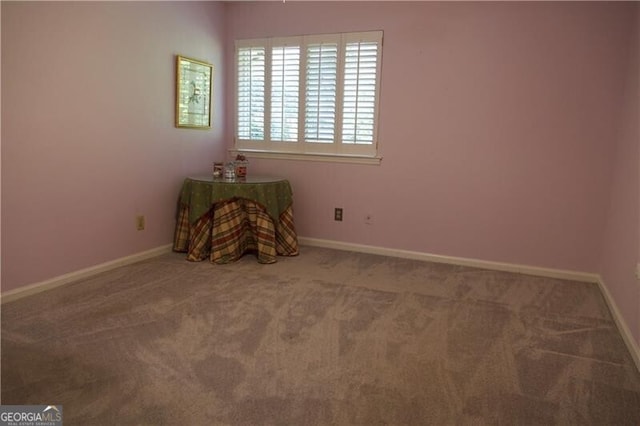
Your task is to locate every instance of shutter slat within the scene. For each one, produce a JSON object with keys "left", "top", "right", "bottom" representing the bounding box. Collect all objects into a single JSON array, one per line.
[
  {"left": 237, "top": 46, "right": 265, "bottom": 140},
  {"left": 305, "top": 42, "right": 338, "bottom": 143},
  {"left": 271, "top": 46, "right": 300, "bottom": 142},
  {"left": 342, "top": 41, "right": 378, "bottom": 144}
]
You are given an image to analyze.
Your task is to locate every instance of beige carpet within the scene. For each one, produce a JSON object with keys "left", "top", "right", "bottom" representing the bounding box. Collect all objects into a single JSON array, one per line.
[{"left": 2, "top": 246, "right": 640, "bottom": 425}]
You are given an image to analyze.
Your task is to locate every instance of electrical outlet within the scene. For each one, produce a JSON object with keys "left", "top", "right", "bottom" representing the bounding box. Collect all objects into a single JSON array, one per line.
[
  {"left": 136, "top": 215, "right": 145, "bottom": 231},
  {"left": 334, "top": 208, "right": 343, "bottom": 221},
  {"left": 365, "top": 213, "right": 373, "bottom": 225}
]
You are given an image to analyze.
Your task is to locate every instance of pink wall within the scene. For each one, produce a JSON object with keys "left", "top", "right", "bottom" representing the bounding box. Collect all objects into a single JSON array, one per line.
[
  {"left": 225, "top": 2, "right": 633, "bottom": 273},
  {"left": 1, "top": 2, "right": 226, "bottom": 292},
  {"left": 600, "top": 3, "right": 640, "bottom": 344}
]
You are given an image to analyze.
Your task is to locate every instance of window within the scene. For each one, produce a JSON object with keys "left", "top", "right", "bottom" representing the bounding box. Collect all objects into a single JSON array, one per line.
[{"left": 235, "top": 31, "right": 383, "bottom": 162}]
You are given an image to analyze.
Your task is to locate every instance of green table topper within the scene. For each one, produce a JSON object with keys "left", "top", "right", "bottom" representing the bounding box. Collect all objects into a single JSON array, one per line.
[{"left": 179, "top": 176, "right": 294, "bottom": 224}]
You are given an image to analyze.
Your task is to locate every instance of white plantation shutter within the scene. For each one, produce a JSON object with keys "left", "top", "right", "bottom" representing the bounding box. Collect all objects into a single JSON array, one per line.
[
  {"left": 305, "top": 42, "right": 338, "bottom": 144},
  {"left": 271, "top": 45, "right": 300, "bottom": 142},
  {"left": 237, "top": 46, "right": 265, "bottom": 140},
  {"left": 235, "top": 31, "right": 382, "bottom": 160},
  {"left": 342, "top": 40, "right": 379, "bottom": 145}
]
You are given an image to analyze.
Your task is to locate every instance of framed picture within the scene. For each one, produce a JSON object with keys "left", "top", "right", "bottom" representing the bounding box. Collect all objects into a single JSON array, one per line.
[{"left": 175, "top": 55, "right": 213, "bottom": 129}]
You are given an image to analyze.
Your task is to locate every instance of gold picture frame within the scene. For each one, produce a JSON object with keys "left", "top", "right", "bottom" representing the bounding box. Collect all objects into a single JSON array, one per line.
[{"left": 175, "top": 55, "right": 213, "bottom": 129}]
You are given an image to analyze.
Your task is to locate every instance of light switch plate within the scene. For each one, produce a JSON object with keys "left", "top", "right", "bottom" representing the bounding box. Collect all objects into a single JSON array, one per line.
[{"left": 635, "top": 263, "right": 640, "bottom": 280}]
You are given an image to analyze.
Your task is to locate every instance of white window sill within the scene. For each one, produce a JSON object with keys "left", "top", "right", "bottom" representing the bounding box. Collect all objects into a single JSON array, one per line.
[{"left": 229, "top": 149, "right": 382, "bottom": 165}]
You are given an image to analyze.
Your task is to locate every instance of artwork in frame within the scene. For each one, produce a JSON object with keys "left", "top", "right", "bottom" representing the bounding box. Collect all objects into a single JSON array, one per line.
[{"left": 175, "top": 55, "right": 213, "bottom": 129}]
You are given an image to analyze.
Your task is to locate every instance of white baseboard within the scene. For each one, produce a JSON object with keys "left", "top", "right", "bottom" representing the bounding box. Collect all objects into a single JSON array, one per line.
[
  {"left": 1, "top": 244, "right": 174, "bottom": 304},
  {"left": 298, "top": 237, "right": 599, "bottom": 283},
  {"left": 596, "top": 277, "right": 640, "bottom": 372}
]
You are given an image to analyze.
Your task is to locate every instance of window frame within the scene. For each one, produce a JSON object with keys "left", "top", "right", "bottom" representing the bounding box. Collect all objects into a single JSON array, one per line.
[{"left": 233, "top": 31, "right": 383, "bottom": 164}]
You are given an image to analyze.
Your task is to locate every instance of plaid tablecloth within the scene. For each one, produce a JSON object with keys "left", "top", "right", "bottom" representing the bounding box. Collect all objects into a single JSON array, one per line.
[{"left": 172, "top": 178, "right": 299, "bottom": 264}]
